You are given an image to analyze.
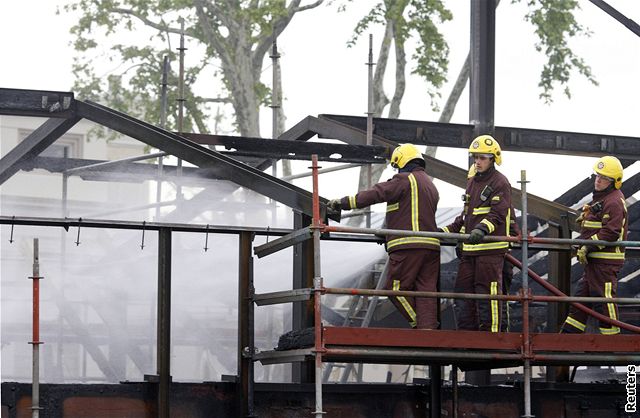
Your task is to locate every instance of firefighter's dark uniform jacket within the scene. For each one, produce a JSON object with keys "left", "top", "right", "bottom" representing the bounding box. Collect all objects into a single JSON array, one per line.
[
  {"left": 339, "top": 167, "right": 439, "bottom": 252},
  {"left": 578, "top": 187, "right": 628, "bottom": 264},
  {"left": 442, "top": 166, "right": 512, "bottom": 255},
  {"left": 561, "top": 186, "right": 627, "bottom": 335}
]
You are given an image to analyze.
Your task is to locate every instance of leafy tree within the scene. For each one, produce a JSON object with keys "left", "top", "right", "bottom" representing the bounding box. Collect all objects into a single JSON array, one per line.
[
  {"left": 514, "top": 0, "right": 597, "bottom": 102},
  {"left": 339, "top": 0, "right": 452, "bottom": 202},
  {"left": 342, "top": 0, "right": 595, "bottom": 203},
  {"left": 61, "top": 0, "right": 324, "bottom": 138}
]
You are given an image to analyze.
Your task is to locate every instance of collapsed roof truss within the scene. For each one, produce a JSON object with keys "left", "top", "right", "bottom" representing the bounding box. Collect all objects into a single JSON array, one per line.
[{"left": 1, "top": 87, "right": 639, "bottom": 230}]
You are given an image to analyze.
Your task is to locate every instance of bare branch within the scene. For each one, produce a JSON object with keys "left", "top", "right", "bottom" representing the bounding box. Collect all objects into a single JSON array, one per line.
[
  {"left": 193, "top": 0, "right": 230, "bottom": 67},
  {"left": 438, "top": 53, "right": 469, "bottom": 123},
  {"left": 372, "top": 22, "right": 393, "bottom": 116},
  {"left": 185, "top": 101, "right": 208, "bottom": 134},
  {"left": 294, "top": 0, "right": 324, "bottom": 13},
  {"left": 196, "top": 97, "right": 232, "bottom": 104},
  {"left": 111, "top": 7, "right": 183, "bottom": 35},
  {"left": 253, "top": 0, "right": 323, "bottom": 69},
  {"left": 388, "top": 20, "right": 406, "bottom": 119}
]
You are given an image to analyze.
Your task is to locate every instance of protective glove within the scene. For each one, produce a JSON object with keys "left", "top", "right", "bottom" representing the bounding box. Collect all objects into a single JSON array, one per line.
[
  {"left": 576, "top": 245, "right": 589, "bottom": 265},
  {"left": 327, "top": 199, "right": 342, "bottom": 212},
  {"left": 468, "top": 228, "right": 486, "bottom": 244},
  {"left": 436, "top": 227, "right": 445, "bottom": 233},
  {"left": 575, "top": 204, "right": 590, "bottom": 225}
]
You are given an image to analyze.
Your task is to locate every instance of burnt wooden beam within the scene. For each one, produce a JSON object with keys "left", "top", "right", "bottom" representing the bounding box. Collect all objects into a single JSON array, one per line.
[
  {"left": 181, "top": 131, "right": 387, "bottom": 164},
  {"left": 76, "top": 100, "right": 339, "bottom": 221},
  {"left": 320, "top": 114, "right": 640, "bottom": 160},
  {"left": 0, "top": 87, "right": 76, "bottom": 118},
  {"left": 0, "top": 116, "right": 80, "bottom": 185}
]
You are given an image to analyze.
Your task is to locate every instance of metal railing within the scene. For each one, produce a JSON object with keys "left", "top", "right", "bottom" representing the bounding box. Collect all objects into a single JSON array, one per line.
[{"left": 287, "top": 155, "right": 640, "bottom": 418}]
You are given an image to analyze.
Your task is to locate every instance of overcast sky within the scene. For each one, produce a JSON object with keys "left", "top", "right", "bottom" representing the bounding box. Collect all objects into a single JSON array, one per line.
[{"left": 1, "top": 1, "right": 639, "bottom": 206}]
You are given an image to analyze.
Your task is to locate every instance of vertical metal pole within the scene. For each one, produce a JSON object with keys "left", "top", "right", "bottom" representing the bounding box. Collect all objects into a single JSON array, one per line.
[
  {"left": 60, "top": 148, "right": 68, "bottom": 381},
  {"left": 291, "top": 211, "right": 314, "bottom": 383},
  {"left": 270, "top": 38, "right": 280, "bottom": 177},
  {"left": 520, "top": 170, "right": 533, "bottom": 418},
  {"left": 469, "top": 0, "right": 496, "bottom": 137},
  {"left": 30, "top": 238, "right": 42, "bottom": 418},
  {"left": 176, "top": 21, "right": 186, "bottom": 200},
  {"left": 430, "top": 366, "right": 442, "bottom": 418},
  {"left": 62, "top": 147, "right": 69, "bottom": 218},
  {"left": 365, "top": 34, "right": 374, "bottom": 228},
  {"left": 160, "top": 55, "right": 169, "bottom": 129},
  {"left": 452, "top": 366, "right": 458, "bottom": 418},
  {"left": 467, "top": 0, "right": 496, "bottom": 387},
  {"left": 311, "top": 155, "right": 324, "bottom": 418},
  {"left": 157, "top": 228, "right": 172, "bottom": 418},
  {"left": 157, "top": 55, "right": 169, "bottom": 220},
  {"left": 238, "top": 231, "right": 255, "bottom": 417},
  {"left": 546, "top": 217, "right": 571, "bottom": 382}
]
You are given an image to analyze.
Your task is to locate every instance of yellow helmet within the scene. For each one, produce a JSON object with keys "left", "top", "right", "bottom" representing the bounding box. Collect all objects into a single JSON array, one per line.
[
  {"left": 593, "top": 156, "right": 623, "bottom": 189},
  {"left": 390, "top": 143, "right": 424, "bottom": 169},
  {"left": 468, "top": 135, "right": 502, "bottom": 165}
]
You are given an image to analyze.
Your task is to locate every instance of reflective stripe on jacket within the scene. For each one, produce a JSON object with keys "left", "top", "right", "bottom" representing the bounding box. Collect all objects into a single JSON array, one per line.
[
  {"left": 340, "top": 168, "right": 439, "bottom": 252},
  {"left": 579, "top": 188, "right": 628, "bottom": 265},
  {"left": 442, "top": 166, "right": 512, "bottom": 256}
]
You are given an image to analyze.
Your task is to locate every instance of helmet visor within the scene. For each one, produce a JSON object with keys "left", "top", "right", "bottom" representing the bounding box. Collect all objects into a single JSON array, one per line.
[
  {"left": 470, "top": 153, "right": 493, "bottom": 160},
  {"left": 594, "top": 172, "right": 614, "bottom": 182}
]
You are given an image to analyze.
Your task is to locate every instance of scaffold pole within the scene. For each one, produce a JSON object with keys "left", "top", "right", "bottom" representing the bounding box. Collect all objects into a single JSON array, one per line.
[
  {"left": 29, "top": 238, "right": 43, "bottom": 418},
  {"left": 311, "top": 155, "right": 325, "bottom": 417},
  {"left": 520, "top": 170, "right": 534, "bottom": 418}
]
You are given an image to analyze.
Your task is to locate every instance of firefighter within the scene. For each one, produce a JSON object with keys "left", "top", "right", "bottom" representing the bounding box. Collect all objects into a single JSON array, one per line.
[
  {"left": 328, "top": 143, "right": 440, "bottom": 329},
  {"left": 440, "top": 135, "right": 512, "bottom": 332},
  {"left": 561, "top": 156, "right": 627, "bottom": 335},
  {"left": 461, "top": 166, "right": 516, "bottom": 331}
]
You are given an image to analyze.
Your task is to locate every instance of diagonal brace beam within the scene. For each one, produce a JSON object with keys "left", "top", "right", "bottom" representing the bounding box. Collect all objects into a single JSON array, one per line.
[
  {"left": 0, "top": 116, "right": 80, "bottom": 185},
  {"left": 76, "top": 100, "right": 337, "bottom": 221}
]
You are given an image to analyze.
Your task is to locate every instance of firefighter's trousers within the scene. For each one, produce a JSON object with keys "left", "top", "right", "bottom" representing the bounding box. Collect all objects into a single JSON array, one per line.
[
  {"left": 385, "top": 248, "right": 440, "bottom": 329},
  {"left": 561, "top": 263, "right": 621, "bottom": 335},
  {"left": 455, "top": 254, "right": 504, "bottom": 332}
]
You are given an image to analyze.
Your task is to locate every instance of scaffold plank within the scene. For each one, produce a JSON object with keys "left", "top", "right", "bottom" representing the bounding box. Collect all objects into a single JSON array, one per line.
[
  {"left": 253, "top": 288, "right": 313, "bottom": 306},
  {"left": 254, "top": 227, "right": 312, "bottom": 258},
  {"left": 324, "top": 328, "right": 522, "bottom": 351}
]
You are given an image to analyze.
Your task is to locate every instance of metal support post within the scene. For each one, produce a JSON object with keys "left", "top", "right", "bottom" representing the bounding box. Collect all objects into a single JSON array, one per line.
[
  {"left": 430, "top": 365, "right": 442, "bottom": 418},
  {"left": 238, "top": 231, "right": 255, "bottom": 417},
  {"left": 311, "top": 155, "right": 325, "bottom": 418},
  {"left": 365, "top": 34, "right": 374, "bottom": 228},
  {"left": 271, "top": 38, "right": 280, "bottom": 177},
  {"left": 157, "top": 228, "right": 172, "bottom": 418},
  {"left": 547, "top": 217, "right": 571, "bottom": 382},
  {"left": 176, "top": 21, "right": 186, "bottom": 200},
  {"left": 467, "top": 0, "right": 496, "bottom": 386},
  {"left": 452, "top": 365, "right": 458, "bottom": 418},
  {"left": 469, "top": 0, "right": 496, "bottom": 137},
  {"left": 29, "top": 238, "right": 43, "bottom": 418},
  {"left": 157, "top": 55, "right": 169, "bottom": 220},
  {"left": 519, "top": 170, "right": 534, "bottom": 418},
  {"left": 292, "top": 212, "right": 315, "bottom": 383}
]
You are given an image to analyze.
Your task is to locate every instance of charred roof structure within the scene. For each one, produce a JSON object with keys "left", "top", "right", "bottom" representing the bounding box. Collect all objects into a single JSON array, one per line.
[{"left": 2, "top": 1, "right": 640, "bottom": 417}]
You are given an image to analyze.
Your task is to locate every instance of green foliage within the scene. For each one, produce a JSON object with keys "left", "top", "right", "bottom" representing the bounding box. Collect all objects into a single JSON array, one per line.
[
  {"left": 60, "top": 0, "right": 311, "bottom": 138},
  {"left": 343, "top": 0, "right": 452, "bottom": 111},
  {"left": 515, "top": 0, "right": 597, "bottom": 103},
  {"left": 343, "top": 0, "right": 596, "bottom": 110}
]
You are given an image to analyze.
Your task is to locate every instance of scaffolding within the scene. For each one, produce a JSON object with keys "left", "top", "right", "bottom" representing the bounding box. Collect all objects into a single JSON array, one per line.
[
  {"left": 2, "top": 88, "right": 640, "bottom": 416},
  {"left": 251, "top": 155, "right": 640, "bottom": 418}
]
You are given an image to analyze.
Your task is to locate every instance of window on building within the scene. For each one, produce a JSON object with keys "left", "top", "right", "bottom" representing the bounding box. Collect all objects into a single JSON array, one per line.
[{"left": 18, "top": 129, "right": 84, "bottom": 158}]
